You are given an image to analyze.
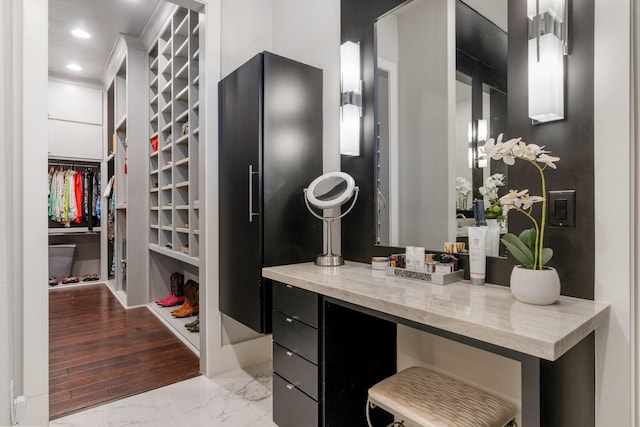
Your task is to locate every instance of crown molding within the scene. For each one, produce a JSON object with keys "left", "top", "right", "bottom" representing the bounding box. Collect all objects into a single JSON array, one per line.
[{"left": 140, "top": 1, "right": 178, "bottom": 52}]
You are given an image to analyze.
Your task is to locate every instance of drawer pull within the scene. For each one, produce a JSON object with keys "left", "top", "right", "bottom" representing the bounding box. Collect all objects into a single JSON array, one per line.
[
  {"left": 285, "top": 317, "right": 293, "bottom": 323},
  {"left": 286, "top": 351, "right": 293, "bottom": 357},
  {"left": 286, "top": 284, "right": 293, "bottom": 288},
  {"left": 286, "top": 384, "right": 295, "bottom": 390}
]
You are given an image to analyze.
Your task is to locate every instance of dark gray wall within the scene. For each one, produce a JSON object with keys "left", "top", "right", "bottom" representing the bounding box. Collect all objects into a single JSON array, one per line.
[
  {"left": 506, "top": 0, "right": 595, "bottom": 300},
  {"left": 341, "top": 0, "right": 595, "bottom": 300}
]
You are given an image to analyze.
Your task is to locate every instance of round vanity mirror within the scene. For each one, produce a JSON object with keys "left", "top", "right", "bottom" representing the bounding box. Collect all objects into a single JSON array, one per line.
[
  {"left": 306, "top": 172, "right": 356, "bottom": 210},
  {"left": 304, "top": 172, "right": 359, "bottom": 266}
]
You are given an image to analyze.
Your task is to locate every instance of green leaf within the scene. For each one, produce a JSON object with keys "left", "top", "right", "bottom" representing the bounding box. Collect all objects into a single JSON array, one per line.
[
  {"left": 542, "top": 248, "right": 553, "bottom": 265},
  {"left": 519, "top": 228, "right": 537, "bottom": 252},
  {"left": 501, "top": 233, "right": 535, "bottom": 268}
]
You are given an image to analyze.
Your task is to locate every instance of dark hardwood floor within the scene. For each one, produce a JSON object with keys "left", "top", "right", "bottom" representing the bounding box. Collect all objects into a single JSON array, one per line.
[{"left": 49, "top": 283, "right": 201, "bottom": 420}]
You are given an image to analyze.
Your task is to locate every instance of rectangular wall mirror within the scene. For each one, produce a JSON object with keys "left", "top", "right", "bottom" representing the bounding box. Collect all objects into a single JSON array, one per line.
[{"left": 373, "top": 0, "right": 509, "bottom": 257}]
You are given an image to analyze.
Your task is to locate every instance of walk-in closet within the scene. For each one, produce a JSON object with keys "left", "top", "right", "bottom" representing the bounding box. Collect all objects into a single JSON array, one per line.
[{"left": 47, "top": 0, "right": 206, "bottom": 418}]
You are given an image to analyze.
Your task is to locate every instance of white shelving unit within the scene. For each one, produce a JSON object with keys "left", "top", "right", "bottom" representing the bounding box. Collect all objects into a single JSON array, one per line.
[
  {"left": 148, "top": 6, "right": 200, "bottom": 262},
  {"left": 147, "top": 6, "right": 202, "bottom": 350},
  {"left": 103, "top": 34, "right": 149, "bottom": 306}
]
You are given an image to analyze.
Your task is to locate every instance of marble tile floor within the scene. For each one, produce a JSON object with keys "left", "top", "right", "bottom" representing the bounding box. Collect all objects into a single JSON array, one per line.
[{"left": 49, "top": 362, "right": 277, "bottom": 427}]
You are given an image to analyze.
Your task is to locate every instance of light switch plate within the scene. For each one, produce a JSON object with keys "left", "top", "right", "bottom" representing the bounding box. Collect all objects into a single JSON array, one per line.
[{"left": 548, "top": 190, "right": 576, "bottom": 228}]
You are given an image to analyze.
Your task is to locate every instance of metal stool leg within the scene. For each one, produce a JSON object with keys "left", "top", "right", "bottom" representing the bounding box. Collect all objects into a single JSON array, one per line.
[{"left": 366, "top": 398, "right": 405, "bottom": 427}]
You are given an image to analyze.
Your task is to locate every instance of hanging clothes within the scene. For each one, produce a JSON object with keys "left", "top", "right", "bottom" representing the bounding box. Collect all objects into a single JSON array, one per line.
[
  {"left": 95, "top": 171, "right": 101, "bottom": 221},
  {"left": 48, "top": 164, "right": 100, "bottom": 227},
  {"left": 73, "top": 171, "right": 83, "bottom": 223}
]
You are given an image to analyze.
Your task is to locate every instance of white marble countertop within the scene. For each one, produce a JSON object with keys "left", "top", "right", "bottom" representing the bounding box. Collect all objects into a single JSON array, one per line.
[{"left": 262, "top": 262, "right": 610, "bottom": 361}]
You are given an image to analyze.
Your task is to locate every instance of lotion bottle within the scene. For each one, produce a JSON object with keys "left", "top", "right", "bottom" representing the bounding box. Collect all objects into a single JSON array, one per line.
[{"left": 468, "top": 226, "right": 488, "bottom": 285}]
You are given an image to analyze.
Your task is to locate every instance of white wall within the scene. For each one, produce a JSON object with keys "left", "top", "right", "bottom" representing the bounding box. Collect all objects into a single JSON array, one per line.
[
  {"left": 395, "top": 0, "right": 455, "bottom": 249},
  {"left": 220, "top": 0, "right": 273, "bottom": 78},
  {"left": 455, "top": 80, "right": 473, "bottom": 202},
  {"left": 594, "top": 0, "right": 634, "bottom": 425},
  {"left": 0, "top": 0, "right": 16, "bottom": 423},
  {"left": 1, "top": 0, "right": 51, "bottom": 424},
  {"left": 21, "top": 0, "right": 49, "bottom": 424}
]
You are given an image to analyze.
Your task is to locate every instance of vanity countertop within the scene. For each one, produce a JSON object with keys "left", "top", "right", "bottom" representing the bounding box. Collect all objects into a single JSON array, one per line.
[{"left": 262, "top": 262, "right": 610, "bottom": 361}]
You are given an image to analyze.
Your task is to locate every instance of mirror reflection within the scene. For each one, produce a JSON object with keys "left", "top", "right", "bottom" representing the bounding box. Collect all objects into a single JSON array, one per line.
[{"left": 374, "top": 0, "right": 509, "bottom": 257}]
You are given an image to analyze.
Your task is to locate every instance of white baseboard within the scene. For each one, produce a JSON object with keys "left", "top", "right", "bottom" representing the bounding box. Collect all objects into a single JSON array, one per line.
[{"left": 206, "top": 335, "right": 272, "bottom": 376}]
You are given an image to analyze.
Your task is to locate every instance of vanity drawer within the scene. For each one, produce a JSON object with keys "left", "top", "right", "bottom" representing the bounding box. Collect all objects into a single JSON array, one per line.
[
  {"left": 273, "top": 342, "right": 318, "bottom": 400},
  {"left": 272, "top": 281, "right": 319, "bottom": 328},
  {"left": 273, "top": 373, "right": 319, "bottom": 427},
  {"left": 273, "top": 311, "right": 318, "bottom": 364}
]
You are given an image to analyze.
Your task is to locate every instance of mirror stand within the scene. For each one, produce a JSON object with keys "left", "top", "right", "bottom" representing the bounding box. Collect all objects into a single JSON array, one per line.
[{"left": 304, "top": 187, "right": 360, "bottom": 266}]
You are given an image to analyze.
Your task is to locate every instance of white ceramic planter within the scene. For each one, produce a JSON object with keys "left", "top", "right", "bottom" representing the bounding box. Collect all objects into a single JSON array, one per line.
[{"left": 510, "top": 265, "right": 561, "bottom": 305}]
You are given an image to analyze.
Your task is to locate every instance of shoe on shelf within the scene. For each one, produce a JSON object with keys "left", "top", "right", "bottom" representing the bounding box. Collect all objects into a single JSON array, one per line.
[
  {"left": 82, "top": 273, "right": 99, "bottom": 282},
  {"left": 185, "top": 317, "right": 199, "bottom": 329},
  {"left": 49, "top": 277, "right": 58, "bottom": 286},
  {"left": 171, "top": 299, "right": 190, "bottom": 315},
  {"left": 156, "top": 293, "right": 173, "bottom": 305},
  {"left": 62, "top": 276, "right": 79, "bottom": 284},
  {"left": 186, "top": 318, "right": 199, "bottom": 332},
  {"left": 172, "top": 300, "right": 199, "bottom": 318},
  {"left": 157, "top": 294, "right": 185, "bottom": 307}
]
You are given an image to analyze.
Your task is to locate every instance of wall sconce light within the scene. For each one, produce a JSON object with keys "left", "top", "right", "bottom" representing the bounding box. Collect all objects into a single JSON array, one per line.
[
  {"left": 340, "top": 41, "right": 362, "bottom": 156},
  {"left": 468, "top": 119, "right": 488, "bottom": 168},
  {"left": 528, "top": 0, "right": 569, "bottom": 124}
]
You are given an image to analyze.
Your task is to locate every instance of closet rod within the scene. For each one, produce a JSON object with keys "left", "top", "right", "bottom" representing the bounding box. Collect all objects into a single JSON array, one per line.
[{"left": 48, "top": 161, "right": 100, "bottom": 168}]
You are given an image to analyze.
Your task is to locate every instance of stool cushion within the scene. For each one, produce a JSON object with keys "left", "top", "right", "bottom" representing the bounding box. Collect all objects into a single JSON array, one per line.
[{"left": 368, "top": 366, "right": 515, "bottom": 427}]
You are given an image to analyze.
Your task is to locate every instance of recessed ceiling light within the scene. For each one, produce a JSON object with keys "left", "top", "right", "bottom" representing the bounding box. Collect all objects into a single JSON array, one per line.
[
  {"left": 66, "top": 64, "right": 82, "bottom": 71},
  {"left": 71, "top": 28, "right": 91, "bottom": 39}
]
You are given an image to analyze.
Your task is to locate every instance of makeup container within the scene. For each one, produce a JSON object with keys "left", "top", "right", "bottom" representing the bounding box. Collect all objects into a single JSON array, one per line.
[
  {"left": 406, "top": 246, "right": 415, "bottom": 271},
  {"left": 414, "top": 247, "right": 425, "bottom": 272},
  {"left": 372, "top": 257, "right": 388, "bottom": 270},
  {"left": 425, "top": 253, "right": 436, "bottom": 273},
  {"left": 435, "top": 254, "right": 454, "bottom": 273}
]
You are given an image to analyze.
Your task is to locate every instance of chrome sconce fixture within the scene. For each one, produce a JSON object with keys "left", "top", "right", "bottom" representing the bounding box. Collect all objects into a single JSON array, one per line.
[
  {"left": 528, "top": 0, "right": 569, "bottom": 124},
  {"left": 468, "top": 119, "right": 488, "bottom": 168},
  {"left": 340, "top": 41, "right": 362, "bottom": 156}
]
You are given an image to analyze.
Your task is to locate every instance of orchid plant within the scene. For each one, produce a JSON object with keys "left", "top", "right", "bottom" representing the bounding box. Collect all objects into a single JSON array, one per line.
[
  {"left": 478, "top": 173, "right": 506, "bottom": 222},
  {"left": 455, "top": 176, "right": 472, "bottom": 210},
  {"left": 480, "top": 134, "right": 560, "bottom": 270}
]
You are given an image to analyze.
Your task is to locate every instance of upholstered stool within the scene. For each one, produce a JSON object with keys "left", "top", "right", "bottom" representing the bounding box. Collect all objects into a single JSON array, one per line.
[{"left": 367, "top": 366, "right": 517, "bottom": 427}]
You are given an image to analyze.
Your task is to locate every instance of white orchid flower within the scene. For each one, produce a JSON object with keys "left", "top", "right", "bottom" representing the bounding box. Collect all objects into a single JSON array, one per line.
[
  {"left": 491, "top": 136, "right": 520, "bottom": 165},
  {"left": 499, "top": 189, "right": 529, "bottom": 207},
  {"left": 537, "top": 153, "right": 560, "bottom": 169},
  {"left": 514, "top": 142, "right": 545, "bottom": 161},
  {"left": 480, "top": 134, "right": 501, "bottom": 158},
  {"left": 519, "top": 194, "right": 545, "bottom": 210}
]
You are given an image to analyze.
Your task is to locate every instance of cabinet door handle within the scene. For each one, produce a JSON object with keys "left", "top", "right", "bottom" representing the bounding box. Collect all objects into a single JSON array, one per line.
[
  {"left": 248, "top": 164, "right": 260, "bottom": 222},
  {"left": 286, "top": 384, "right": 295, "bottom": 390},
  {"left": 286, "top": 351, "right": 293, "bottom": 357},
  {"left": 285, "top": 317, "right": 293, "bottom": 323}
]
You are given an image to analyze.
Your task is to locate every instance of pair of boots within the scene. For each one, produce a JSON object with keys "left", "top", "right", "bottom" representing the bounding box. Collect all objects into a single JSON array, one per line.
[
  {"left": 172, "top": 279, "right": 199, "bottom": 318},
  {"left": 185, "top": 316, "right": 199, "bottom": 332},
  {"left": 156, "top": 272, "right": 185, "bottom": 307}
]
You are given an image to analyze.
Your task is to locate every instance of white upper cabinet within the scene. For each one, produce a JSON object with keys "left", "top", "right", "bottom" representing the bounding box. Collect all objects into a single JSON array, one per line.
[
  {"left": 48, "top": 80, "right": 103, "bottom": 125},
  {"left": 48, "top": 79, "right": 104, "bottom": 160}
]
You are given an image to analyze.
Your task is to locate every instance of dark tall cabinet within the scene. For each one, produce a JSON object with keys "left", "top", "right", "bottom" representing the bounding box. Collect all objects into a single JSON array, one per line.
[{"left": 219, "top": 52, "right": 323, "bottom": 334}]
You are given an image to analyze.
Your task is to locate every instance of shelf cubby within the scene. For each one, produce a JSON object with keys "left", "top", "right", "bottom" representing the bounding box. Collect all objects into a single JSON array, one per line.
[{"left": 148, "top": 7, "right": 202, "bottom": 330}]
